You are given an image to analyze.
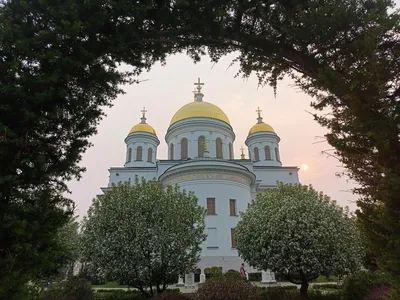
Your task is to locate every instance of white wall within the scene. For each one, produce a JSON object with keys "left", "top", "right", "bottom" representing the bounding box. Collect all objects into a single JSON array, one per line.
[
  {"left": 253, "top": 167, "right": 300, "bottom": 188},
  {"left": 107, "top": 168, "right": 158, "bottom": 187},
  {"left": 178, "top": 180, "right": 250, "bottom": 258},
  {"left": 124, "top": 132, "right": 159, "bottom": 167},
  {"left": 158, "top": 160, "right": 255, "bottom": 272},
  {"left": 245, "top": 132, "right": 282, "bottom": 167}
]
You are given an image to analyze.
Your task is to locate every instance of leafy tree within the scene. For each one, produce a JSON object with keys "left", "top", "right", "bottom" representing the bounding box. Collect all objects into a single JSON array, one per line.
[
  {"left": 81, "top": 179, "right": 206, "bottom": 298},
  {"left": 1, "top": 0, "right": 399, "bottom": 293},
  {"left": 54, "top": 218, "right": 81, "bottom": 280},
  {"left": 0, "top": 0, "right": 168, "bottom": 295},
  {"left": 235, "top": 183, "right": 364, "bottom": 298}
]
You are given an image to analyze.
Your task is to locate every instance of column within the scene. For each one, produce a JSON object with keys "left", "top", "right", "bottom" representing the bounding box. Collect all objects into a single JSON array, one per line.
[
  {"left": 200, "top": 268, "right": 206, "bottom": 283},
  {"left": 176, "top": 275, "right": 184, "bottom": 287}
]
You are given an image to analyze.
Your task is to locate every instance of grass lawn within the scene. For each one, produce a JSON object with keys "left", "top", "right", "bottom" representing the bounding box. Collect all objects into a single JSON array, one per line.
[
  {"left": 312, "top": 275, "right": 338, "bottom": 283},
  {"left": 92, "top": 281, "right": 128, "bottom": 289}
]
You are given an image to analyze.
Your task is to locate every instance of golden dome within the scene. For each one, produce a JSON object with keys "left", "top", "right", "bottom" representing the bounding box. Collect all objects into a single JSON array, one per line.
[
  {"left": 129, "top": 107, "right": 157, "bottom": 135},
  {"left": 248, "top": 122, "right": 275, "bottom": 135},
  {"left": 169, "top": 101, "right": 230, "bottom": 126},
  {"left": 129, "top": 123, "right": 157, "bottom": 135},
  {"left": 248, "top": 107, "right": 275, "bottom": 135}
]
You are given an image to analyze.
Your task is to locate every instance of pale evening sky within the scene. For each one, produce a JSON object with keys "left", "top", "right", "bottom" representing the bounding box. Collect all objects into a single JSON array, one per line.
[{"left": 67, "top": 3, "right": 399, "bottom": 218}]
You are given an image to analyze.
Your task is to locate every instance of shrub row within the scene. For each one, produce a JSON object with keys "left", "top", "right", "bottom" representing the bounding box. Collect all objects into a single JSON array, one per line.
[{"left": 41, "top": 270, "right": 394, "bottom": 300}]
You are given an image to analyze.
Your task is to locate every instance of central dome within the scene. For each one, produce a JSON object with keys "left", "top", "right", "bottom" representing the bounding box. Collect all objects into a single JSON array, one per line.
[{"left": 169, "top": 101, "right": 230, "bottom": 126}]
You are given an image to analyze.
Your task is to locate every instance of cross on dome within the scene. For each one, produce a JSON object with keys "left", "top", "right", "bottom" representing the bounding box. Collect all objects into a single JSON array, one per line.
[
  {"left": 256, "top": 106, "right": 263, "bottom": 123},
  {"left": 256, "top": 107, "right": 262, "bottom": 117},
  {"left": 194, "top": 78, "right": 204, "bottom": 92},
  {"left": 193, "top": 78, "right": 205, "bottom": 102},
  {"left": 240, "top": 146, "right": 246, "bottom": 159},
  {"left": 140, "top": 107, "right": 147, "bottom": 123}
]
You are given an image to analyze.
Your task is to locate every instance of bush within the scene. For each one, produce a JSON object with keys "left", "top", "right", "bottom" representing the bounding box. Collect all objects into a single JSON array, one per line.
[
  {"left": 307, "top": 290, "right": 341, "bottom": 300},
  {"left": 150, "top": 291, "right": 188, "bottom": 300},
  {"left": 257, "top": 286, "right": 340, "bottom": 300},
  {"left": 195, "top": 273, "right": 260, "bottom": 300},
  {"left": 94, "top": 290, "right": 145, "bottom": 300},
  {"left": 204, "top": 266, "right": 223, "bottom": 280},
  {"left": 363, "top": 285, "right": 391, "bottom": 300},
  {"left": 341, "top": 271, "right": 392, "bottom": 300},
  {"left": 260, "top": 290, "right": 302, "bottom": 300},
  {"left": 41, "top": 277, "right": 94, "bottom": 300}
]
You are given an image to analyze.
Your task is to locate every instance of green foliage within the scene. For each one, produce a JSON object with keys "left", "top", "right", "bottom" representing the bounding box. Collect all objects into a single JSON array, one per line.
[
  {"left": 236, "top": 183, "right": 364, "bottom": 297},
  {"left": 311, "top": 276, "right": 338, "bottom": 283},
  {"left": 195, "top": 273, "right": 260, "bottom": 300},
  {"left": 81, "top": 179, "right": 206, "bottom": 297},
  {"left": 307, "top": 291, "right": 341, "bottom": 300},
  {"left": 41, "top": 277, "right": 94, "bottom": 300},
  {"left": 257, "top": 287, "right": 341, "bottom": 300},
  {"left": 204, "top": 266, "right": 223, "bottom": 280},
  {"left": 150, "top": 291, "right": 188, "bottom": 300},
  {"left": 341, "top": 271, "right": 392, "bottom": 300},
  {"left": 1, "top": 0, "right": 399, "bottom": 293},
  {"left": 94, "top": 290, "right": 146, "bottom": 300}
]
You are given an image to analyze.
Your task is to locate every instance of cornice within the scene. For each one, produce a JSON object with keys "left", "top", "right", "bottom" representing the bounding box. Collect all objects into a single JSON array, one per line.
[
  {"left": 159, "top": 160, "right": 256, "bottom": 185},
  {"left": 125, "top": 132, "right": 160, "bottom": 145}
]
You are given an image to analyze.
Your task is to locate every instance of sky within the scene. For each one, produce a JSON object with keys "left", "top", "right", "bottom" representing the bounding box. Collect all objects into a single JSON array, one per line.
[{"left": 67, "top": 1, "right": 400, "bottom": 218}]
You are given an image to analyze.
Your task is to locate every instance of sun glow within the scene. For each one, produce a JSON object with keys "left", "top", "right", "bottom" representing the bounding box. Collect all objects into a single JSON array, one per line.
[{"left": 301, "top": 164, "right": 309, "bottom": 171}]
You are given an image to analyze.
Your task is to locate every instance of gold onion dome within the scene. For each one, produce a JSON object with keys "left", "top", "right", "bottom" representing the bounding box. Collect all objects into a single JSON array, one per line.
[
  {"left": 248, "top": 107, "right": 275, "bottom": 135},
  {"left": 129, "top": 107, "right": 157, "bottom": 135},
  {"left": 169, "top": 78, "right": 230, "bottom": 126}
]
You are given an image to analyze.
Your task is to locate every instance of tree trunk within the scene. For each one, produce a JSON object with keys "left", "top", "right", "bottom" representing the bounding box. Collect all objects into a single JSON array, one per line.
[
  {"left": 156, "top": 283, "right": 162, "bottom": 294},
  {"left": 300, "top": 282, "right": 309, "bottom": 298}
]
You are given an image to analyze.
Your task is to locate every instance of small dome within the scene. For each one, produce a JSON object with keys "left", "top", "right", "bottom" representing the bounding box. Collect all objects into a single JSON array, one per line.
[
  {"left": 129, "top": 108, "right": 157, "bottom": 135},
  {"left": 129, "top": 123, "right": 157, "bottom": 135},
  {"left": 248, "top": 122, "right": 275, "bottom": 135},
  {"left": 248, "top": 107, "right": 275, "bottom": 135},
  {"left": 170, "top": 101, "right": 230, "bottom": 126}
]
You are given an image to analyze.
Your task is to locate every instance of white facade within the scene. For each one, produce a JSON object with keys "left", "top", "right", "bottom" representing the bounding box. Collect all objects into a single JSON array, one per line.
[{"left": 101, "top": 82, "right": 300, "bottom": 281}]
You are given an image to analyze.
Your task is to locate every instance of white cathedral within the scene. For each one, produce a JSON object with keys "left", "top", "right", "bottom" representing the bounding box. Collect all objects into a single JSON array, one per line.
[{"left": 101, "top": 79, "right": 300, "bottom": 285}]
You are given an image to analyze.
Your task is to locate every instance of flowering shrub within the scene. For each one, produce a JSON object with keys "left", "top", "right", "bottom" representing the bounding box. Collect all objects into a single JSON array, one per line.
[
  {"left": 341, "top": 271, "right": 392, "bottom": 300},
  {"left": 194, "top": 273, "right": 260, "bottom": 300}
]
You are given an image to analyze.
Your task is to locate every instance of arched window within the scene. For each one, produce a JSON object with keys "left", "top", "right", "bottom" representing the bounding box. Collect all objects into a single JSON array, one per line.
[
  {"left": 254, "top": 147, "right": 260, "bottom": 162},
  {"left": 136, "top": 146, "right": 143, "bottom": 161},
  {"left": 181, "top": 138, "right": 188, "bottom": 159},
  {"left": 147, "top": 148, "right": 153, "bottom": 162},
  {"left": 127, "top": 148, "right": 132, "bottom": 163},
  {"left": 229, "top": 143, "right": 233, "bottom": 160},
  {"left": 216, "top": 138, "right": 223, "bottom": 159},
  {"left": 198, "top": 136, "right": 205, "bottom": 157},
  {"left": 275, "top": 147, "right": 280, "bottom": 161},
  {"left": 169, "top": 143, "right": 174, "bottom": 160},
  {"left": 265, "top": 146, "right": 271, "bottom": 160}
]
